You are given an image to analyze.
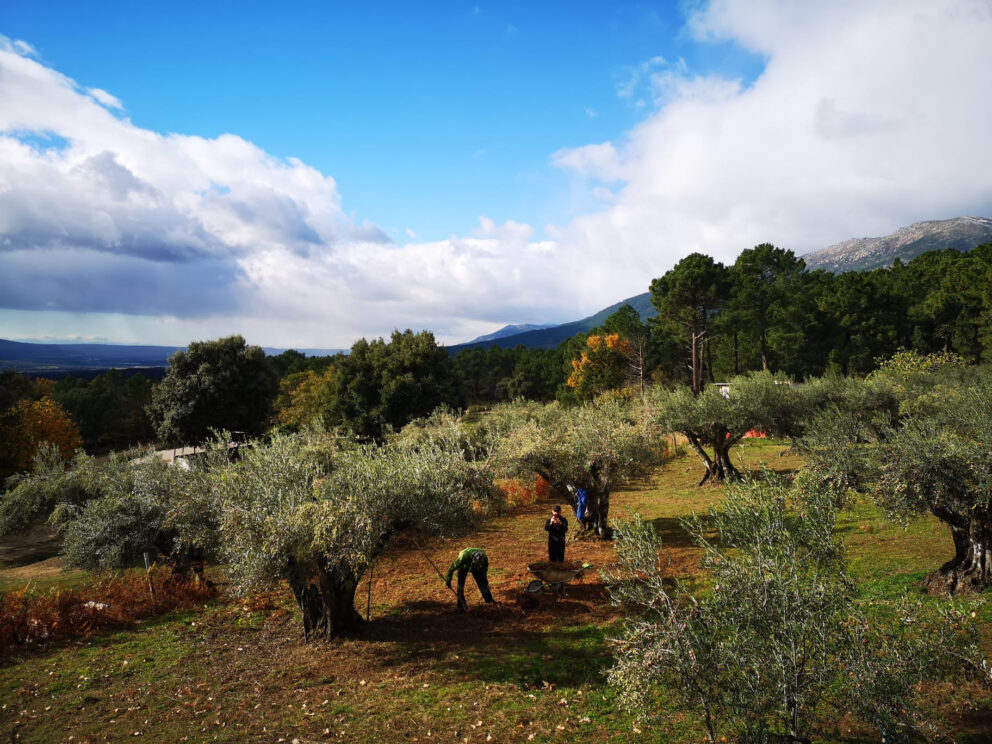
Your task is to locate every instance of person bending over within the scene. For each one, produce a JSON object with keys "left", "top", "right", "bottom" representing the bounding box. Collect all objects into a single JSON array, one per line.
[{"left": 444, "top": 547, "right": 495, "bottom": 613}]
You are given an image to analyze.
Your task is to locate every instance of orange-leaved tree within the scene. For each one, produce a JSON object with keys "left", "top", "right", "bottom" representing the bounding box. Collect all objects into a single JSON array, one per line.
[
  {"left": 567, "top": 333, "right": 630, "bottom": 401},
  {"left": 0, "top": 397, "right": 83, "bottom": 479}
]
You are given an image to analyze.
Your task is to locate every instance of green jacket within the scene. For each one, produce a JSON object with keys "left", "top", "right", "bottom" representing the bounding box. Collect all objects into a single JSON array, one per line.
[{"left": 445, "top": 547, "right": 485, "bottom": 583}]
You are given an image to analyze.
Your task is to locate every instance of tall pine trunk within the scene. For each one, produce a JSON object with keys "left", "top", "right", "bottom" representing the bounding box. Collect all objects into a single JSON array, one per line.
[{"left": 691, "top": 330, "right": 701, "bottom": 395}]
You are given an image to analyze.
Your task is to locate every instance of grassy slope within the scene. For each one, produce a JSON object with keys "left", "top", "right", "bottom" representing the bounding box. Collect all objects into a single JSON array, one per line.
[{"left": 2, "top": 440, "right": 991, "bottom": 743}]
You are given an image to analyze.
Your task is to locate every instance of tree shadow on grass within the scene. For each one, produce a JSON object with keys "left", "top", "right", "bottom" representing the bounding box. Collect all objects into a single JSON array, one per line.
[
  {"left": 634, "top": 515, "right": 696, "bottom": 550},
  {"left": 736, "top": 465, "right": 799, "bottom": 482},
  {"left": 365, "top": 585, "right": 615, "bottom": 688}
]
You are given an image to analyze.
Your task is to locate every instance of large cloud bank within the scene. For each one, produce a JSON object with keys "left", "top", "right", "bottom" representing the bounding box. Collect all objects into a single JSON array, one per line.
[{"left": 2, "top": 0, "right": 992, "bottom": 347}]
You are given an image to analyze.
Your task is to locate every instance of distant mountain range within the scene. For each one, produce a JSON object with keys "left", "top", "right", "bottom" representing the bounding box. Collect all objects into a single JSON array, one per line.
[
  {"left": 5, "top": 216, "right": 991, "bottom": 372},
  {"left": 0, "top": 339, "right": 182, "bottom": 375},
  {"left": 467, "top": 323, "right": 556, "bottom": 344},
  {"left": 0, "top": 339, "right": 341, "bottom": 376},
  {"left": 449, "top": 292, "right": 655, "bottom": 353},
  {"left": 802, "top": 216, "right": 992, "bottom": 273}
]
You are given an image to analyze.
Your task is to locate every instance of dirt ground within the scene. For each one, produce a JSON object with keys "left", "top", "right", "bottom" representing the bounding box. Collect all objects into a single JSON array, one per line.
[
  {"left": 364, "top": 493, "right": 704, "bottom": 630},
  {"left": 0, "top": 522, "right": 61, "bottom": 568},
  {"left": 362, "top": 508, "right": 625, "bottom": 630}
]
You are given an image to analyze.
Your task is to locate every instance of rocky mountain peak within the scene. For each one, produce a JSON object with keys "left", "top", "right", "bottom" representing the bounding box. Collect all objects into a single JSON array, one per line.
[{"left": 803, "top": 216, "right": 992, "bottom": 272}]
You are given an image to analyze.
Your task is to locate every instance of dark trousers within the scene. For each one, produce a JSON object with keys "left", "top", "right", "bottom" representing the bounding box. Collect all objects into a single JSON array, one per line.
[
  {"left": 457, "top": 551, "right": 494, "bottom": 612},
  {"left": 548, "top": 541, "right": 565, "bottom": 563}
]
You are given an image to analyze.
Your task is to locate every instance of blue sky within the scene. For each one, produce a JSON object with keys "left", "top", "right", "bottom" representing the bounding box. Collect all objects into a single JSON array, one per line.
[
  {"left": 1, "top": 1, "right": 762, "bottom": 242},
  {"left": 1, "top": 1, "right": 991, "bottom": 348}
]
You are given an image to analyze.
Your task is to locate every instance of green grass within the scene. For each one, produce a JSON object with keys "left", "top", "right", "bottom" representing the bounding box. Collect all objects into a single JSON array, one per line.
[{"left": 0, "top": 567, "right": 90, "bottom": 594}]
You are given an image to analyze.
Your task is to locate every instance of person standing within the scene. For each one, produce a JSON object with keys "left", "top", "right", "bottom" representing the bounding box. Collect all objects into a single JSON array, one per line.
[
  {"left": 444, "top": 547, "right": 495, "bottom": 613},
  {"left": 545, "top": 505, "right": 568, "bottom": 562}
]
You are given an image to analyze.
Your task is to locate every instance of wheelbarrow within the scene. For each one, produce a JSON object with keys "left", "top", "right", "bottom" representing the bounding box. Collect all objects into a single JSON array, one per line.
[{"left": 525, "top": 560, "right": 594, "bottom": 598}]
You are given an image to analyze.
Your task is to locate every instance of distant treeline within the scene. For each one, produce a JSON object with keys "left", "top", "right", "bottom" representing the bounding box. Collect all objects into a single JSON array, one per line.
[
  {"left": 0, "top": 368, "right": 156, "bottom": 479},
  {"left": 17, "top": 367, "right": 169, "bottom": 382},
  {"left": 269, "top": 241, "right": 992, "bottom": 426},
  {"left": 3, "top": 242, "right": 992, "bottom": 481}
]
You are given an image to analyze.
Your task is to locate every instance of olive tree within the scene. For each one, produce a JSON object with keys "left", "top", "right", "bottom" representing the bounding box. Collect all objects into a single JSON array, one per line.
[
  {"left": 647, "top": 372, "right": 803, "bottom": 485},
  {"left": 800, "top": 367, "right": 992, "bottom": 595},
  {"left": 0, "top": 445, "right": 100, "bottom": 537},
  {"left": 606, "top": 478, "right": 985, "bottom": 743},
  {"left": 216, "top": 424, "right": 496, "bottom": 639},
  {"left": 1, "top": 443, "right": 222, "bottom": 576},
  {"left": 484, "top": 396, "right": 659, "bottom": 537},
  {"left": 64, "top": 452, "right": 221, "bottom": 575},
  {"left": 872, "top": 376, "right": 992, "bottom": 595}
]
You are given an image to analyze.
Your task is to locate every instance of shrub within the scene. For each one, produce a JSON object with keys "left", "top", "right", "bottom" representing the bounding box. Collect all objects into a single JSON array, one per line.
[
  {"left": 606, "top": 478, "right": 987, "bottom": 743},
  {"left": 495, "top": 475, "right": 552, "bottom": 507},
  {"left": 0, "top": 567, "right": 215, "bottom": 656}
]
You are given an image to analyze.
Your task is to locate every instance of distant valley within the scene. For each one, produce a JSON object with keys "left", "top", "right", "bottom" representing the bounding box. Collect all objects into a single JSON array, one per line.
[{"left": 0, "top": 339, "right": 342, "bottom": 377}]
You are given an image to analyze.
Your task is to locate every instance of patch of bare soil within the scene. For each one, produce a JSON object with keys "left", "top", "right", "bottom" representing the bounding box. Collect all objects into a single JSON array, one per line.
[
  {"left": 0, "top": 522, "right": 62, "bottom": 568},
  {"left": 367, "top": 504, "right": 626, "bottom": 625}
]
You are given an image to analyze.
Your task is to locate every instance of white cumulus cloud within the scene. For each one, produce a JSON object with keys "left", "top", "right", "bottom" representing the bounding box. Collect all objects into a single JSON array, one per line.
[
  {"left": 550, "top": 0, "right": 992, "bottom": 276},
  {"left": 86, "top": 87, "right": 123, "bottom": 110},
  {"left": 551, "top": 142, "right": 625, "bottom": 183}
]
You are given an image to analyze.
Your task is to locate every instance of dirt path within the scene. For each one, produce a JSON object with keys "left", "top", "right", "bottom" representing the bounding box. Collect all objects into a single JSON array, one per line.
[{"left": 0, "top": 555, "right": 67, "bottom": 584}]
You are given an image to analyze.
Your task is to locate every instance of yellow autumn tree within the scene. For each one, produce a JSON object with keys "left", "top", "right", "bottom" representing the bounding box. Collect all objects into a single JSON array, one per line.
[
  {"left": 275, "top": 366, "right": 338, "bottom": 428},
  {"left": 0, "top": 397, "right": 83, "bottom": 478},
  {"left": 566, "top": 334, "right": 630, "bottom": 401}
]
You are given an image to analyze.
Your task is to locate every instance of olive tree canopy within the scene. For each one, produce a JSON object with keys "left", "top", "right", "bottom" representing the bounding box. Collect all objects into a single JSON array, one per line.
[
  {"left": 647, "top": 372, "right": 804, "bottom": 485},
  {"left": 216, "top": 420, "right": 496, "bottom": 639},
  {"left": 484, "top": 396, "right": 659, "bottom": 537},
  {"left": 800, "top": 365, "right": 992, "bottom": 595}
]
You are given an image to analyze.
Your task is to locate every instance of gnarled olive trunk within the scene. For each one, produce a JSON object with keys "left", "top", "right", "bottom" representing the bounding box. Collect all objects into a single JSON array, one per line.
[
  {"left": 548, "top": 476, "right": 613, "bottom": 540},
  {"left": 685, "top": 430, "right": 742, "bottom": 486},
  {"left": 924, "top": 507, "right": 992, "bottom": 595},
  {"left": 288, "top": 556, "right": 364, "bottom": 640},
  {"left": 572, "top": 485, "right": 611, "bottom": 538},
  {"left": 170, "top": 546, "right": 208, "bottom": 583},
  {"left": 590, "top": 487, "right": 611, "bottom": 537},
  {"left": 557, "top": 474, "right": 614, "bottom": 540}
]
